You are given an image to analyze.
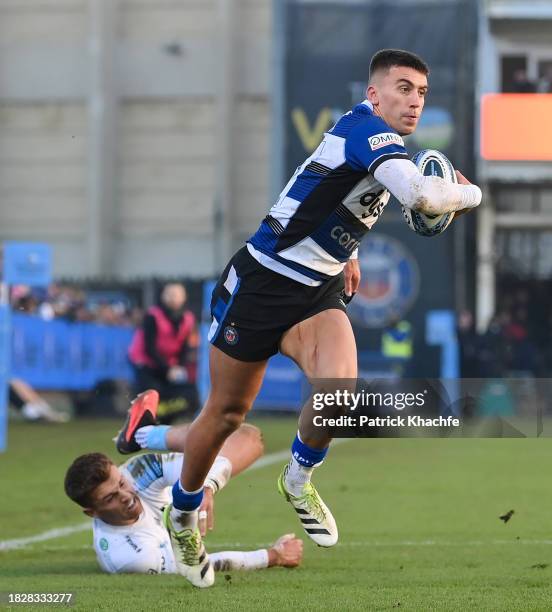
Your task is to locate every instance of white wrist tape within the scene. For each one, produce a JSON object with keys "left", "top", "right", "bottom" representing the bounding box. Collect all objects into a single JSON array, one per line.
[{"left": 204, "top": 456, "right": 232, "bottom": 494}]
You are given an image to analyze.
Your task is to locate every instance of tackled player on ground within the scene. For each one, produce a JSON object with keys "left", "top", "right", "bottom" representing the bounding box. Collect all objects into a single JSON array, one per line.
[{"left": 64, "top": 391, "right": 303, "bottom": 585}]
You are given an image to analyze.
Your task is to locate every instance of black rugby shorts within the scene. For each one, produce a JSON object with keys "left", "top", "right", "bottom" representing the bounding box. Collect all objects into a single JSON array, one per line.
[{"left": 208, "top": 247, "right": 346, "bottom": 362}]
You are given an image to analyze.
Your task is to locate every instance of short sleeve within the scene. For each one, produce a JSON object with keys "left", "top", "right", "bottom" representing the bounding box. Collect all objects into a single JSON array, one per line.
[
  {"left": 159, "top": 453, "right": 185, "bottom": 486},
  {"left": 122, "top": 453, "right": 183, "bottom": 492},
  {"left": 345, "top": 116, "right": 409, "bottom": 174}
]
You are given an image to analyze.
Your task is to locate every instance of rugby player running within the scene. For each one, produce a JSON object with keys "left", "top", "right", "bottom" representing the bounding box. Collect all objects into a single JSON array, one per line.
[{"left": 164, "top": 49, "right": 482, "bottom": 587}]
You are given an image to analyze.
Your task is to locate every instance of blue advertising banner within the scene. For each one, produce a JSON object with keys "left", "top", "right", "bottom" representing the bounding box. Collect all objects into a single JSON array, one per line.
[
  {"left": 10, "top": 314, "right": 134, "bottom": 390},
  {"left": 1, "top": 241, "right": 52, "bottom": 450},
  {"left": 0, "top": 304, "right": 10, "bottom": 451},
  {"left": 3, "top": 242, "right": 52, "bottom": 287}
]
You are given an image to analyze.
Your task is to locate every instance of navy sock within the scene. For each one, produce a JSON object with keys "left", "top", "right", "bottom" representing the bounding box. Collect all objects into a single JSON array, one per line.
[
  {"left": 291, "top": 433, "right": 328, "bottom": 467},
  {"left": 171, "top": 481, "right": 203, "bottom": 512}
]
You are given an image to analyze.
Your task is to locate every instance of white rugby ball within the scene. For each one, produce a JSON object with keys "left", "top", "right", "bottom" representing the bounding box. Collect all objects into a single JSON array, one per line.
[{"left": 402, "top": 149, "right": 457, "bottom": 237}]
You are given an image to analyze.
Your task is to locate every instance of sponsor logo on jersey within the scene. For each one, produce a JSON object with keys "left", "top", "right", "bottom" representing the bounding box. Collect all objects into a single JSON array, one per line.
[
  {"left": 125, "top": 535, "right": 142, "bottom": 554},
  {"left": 330, "top": 226, "right": 360, "bottom": 253},
  {"left": 224, "top": 325, "right": 239, "bottom": 345},
  {"left": 368, "top": 133, "right": 404, "bottom": 151},
  {"left": 347, "top": 234, "right": 419, "bottom": 328},
  {"left": 160, "top": 550, "right": 167, "bottom": 573},
  {"left": 99, "top": 538, "right": 109, "bottom": 551}
]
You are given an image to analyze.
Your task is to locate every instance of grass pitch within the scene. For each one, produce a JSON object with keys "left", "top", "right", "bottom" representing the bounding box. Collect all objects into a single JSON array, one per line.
[{"left": 1, "top": 417, "right": 552, "bottom": 611}]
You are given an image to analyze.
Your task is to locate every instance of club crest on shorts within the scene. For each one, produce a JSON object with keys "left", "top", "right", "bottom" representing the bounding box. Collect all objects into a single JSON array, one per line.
[{"left": 224, "top": 325, "right": 239, "bottom": 345}]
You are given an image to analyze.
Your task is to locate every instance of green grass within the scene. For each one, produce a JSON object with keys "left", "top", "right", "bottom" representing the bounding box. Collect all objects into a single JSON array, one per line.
[{"left": 2, "top": 418, "right": 552, "bottom": 610}]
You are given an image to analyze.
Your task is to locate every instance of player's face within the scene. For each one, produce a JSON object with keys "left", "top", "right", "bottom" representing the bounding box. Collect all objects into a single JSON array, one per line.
[
  {"left": 86, "top": 465, "right": 143, "bottom": 525},
  {"left": 367, "top": 66, "right": 428, "bottom": 136}
]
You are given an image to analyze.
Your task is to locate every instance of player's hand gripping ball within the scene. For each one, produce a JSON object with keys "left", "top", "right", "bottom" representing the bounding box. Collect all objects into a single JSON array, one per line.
[{"left": 402, "top": 149, "right": 457, "bottom": 237}]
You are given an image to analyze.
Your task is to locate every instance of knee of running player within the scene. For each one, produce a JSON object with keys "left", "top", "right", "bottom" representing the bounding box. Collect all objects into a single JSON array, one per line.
[
  {"left": 308, "top": 344, "right": 357, "bottom": 379},
  {"left": 220, "top": 408, "right": 248, "bottom": 434},
  {"left": 207, "top": 396, "right": 252, "bottom": 435}
]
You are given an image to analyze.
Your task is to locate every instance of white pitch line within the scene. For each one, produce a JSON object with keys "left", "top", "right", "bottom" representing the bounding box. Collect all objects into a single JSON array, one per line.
[
  {"left": 0, "top": 523, "right": 90, "bottom": 552},
  {"left": 0, "top": 439, "right": 351, "bottom": 552}
]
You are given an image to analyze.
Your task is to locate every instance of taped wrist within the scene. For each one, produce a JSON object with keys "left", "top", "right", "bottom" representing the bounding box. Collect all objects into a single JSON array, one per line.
[{"left": 204, "top": 456, "right": 232, "bottom": 494}]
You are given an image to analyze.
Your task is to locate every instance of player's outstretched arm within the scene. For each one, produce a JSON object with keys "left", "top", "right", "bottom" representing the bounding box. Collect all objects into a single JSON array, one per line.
[
  {"left": 111, "top": 535, "right": 302, "bottom": 574},
  {"left": 373, "top": 158, "right": 482, "bottom": 216},
  {"left": 209, "top": 534, "right": 303, "bottom": 572}
]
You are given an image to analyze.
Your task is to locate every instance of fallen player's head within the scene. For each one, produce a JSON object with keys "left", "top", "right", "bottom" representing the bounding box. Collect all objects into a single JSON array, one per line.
[
  {"left": 64, "top": 453, "right": 143, "bottom": 525},
  {"left": 367, "top": 48, "right": 429, "bottom": 136}
]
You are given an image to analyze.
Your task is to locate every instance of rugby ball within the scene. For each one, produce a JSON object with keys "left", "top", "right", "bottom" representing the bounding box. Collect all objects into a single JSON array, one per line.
[{"left": 401, "top": 149, "right": 457, "bottom": 237}]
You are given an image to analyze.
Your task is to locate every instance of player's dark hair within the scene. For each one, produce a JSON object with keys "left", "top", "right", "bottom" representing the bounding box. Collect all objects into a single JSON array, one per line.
[
  {"left": 64, "top": 453, "right": 114, "bottom": 508},
  {"left": 369, "top": 49, "right": 429, "bottom": 80}
]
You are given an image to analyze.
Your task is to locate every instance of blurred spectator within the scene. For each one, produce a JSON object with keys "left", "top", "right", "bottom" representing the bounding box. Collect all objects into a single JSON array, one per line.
[
  {"left": 128, "top": 283, "right": 199, "bottom": 423},
  {"left": 469, "top": 296, "right": 541, "bottom": 379},
  {"left": 381, "top": 314, "right": 413, "bottom": 376},
  {"left": 456, "top": 310, "right": 480, "bottom": 378},
  {"left": 128, "top": 305, "right": 145, "bottom": 327},
  {"left": 477, "top": 313, "right": 508, "bottom": 378},
  {"left": 511, "top": 69, "right": 537, "bottom": 93},
  {"left": 9, "top": 282, "right": 137, "bottom": 326},
  {"left": 9, "top": 378, "right": 68, "bottom": 423},
  {"left": 537, "top": 67, "right": 552, "bottom": 93},
  {"left": 537, "top": 311, "right": 552, "bottom": 376},
  {"left": 11, "top": 286, "right": 39, "bottom": 315},
  {"left": 503, "top": 307, "right": 537, "bottom": 375}
]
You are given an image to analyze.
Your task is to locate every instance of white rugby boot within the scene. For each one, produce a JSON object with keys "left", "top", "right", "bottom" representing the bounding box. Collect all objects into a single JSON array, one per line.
[
  {"left": 277, "top": 463, "right": 338, "bottom": 547},
  {"left": 163, "top": 505, "right": 214, "bottom": 588}
]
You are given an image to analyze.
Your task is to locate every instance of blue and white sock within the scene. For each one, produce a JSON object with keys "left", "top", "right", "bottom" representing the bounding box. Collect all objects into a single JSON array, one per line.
[
  {"left": 170, "top": 481, "right": 203, "bottom": 529},
  {"left": 135, "top": 425, "right": 170, "bottom": 451},
  {"left": 285, "top": 432, "right": 328, "bottom": 496}
]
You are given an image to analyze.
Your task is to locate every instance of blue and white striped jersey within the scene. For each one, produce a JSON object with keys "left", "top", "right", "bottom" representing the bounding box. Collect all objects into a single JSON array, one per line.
[{"left": 247, "top": 100, "right": 409, "bottom": 286}]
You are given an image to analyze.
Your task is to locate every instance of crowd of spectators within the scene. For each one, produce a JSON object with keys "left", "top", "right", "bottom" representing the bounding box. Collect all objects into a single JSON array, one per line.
[
  {"left": 506, "top": 67, "right": 552, "bottom": 94},
  {"left": 457, "top": 289, "right": 552, "bottom": 379},
  {"left": 10, "top": 283, "right": 143, "bottom": 327},
  {"left": 7, "top": 281, "right": 200, "bottom": 423},
  {"left": 10, "top": 281, "right": 551, "bottom": 381}
]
